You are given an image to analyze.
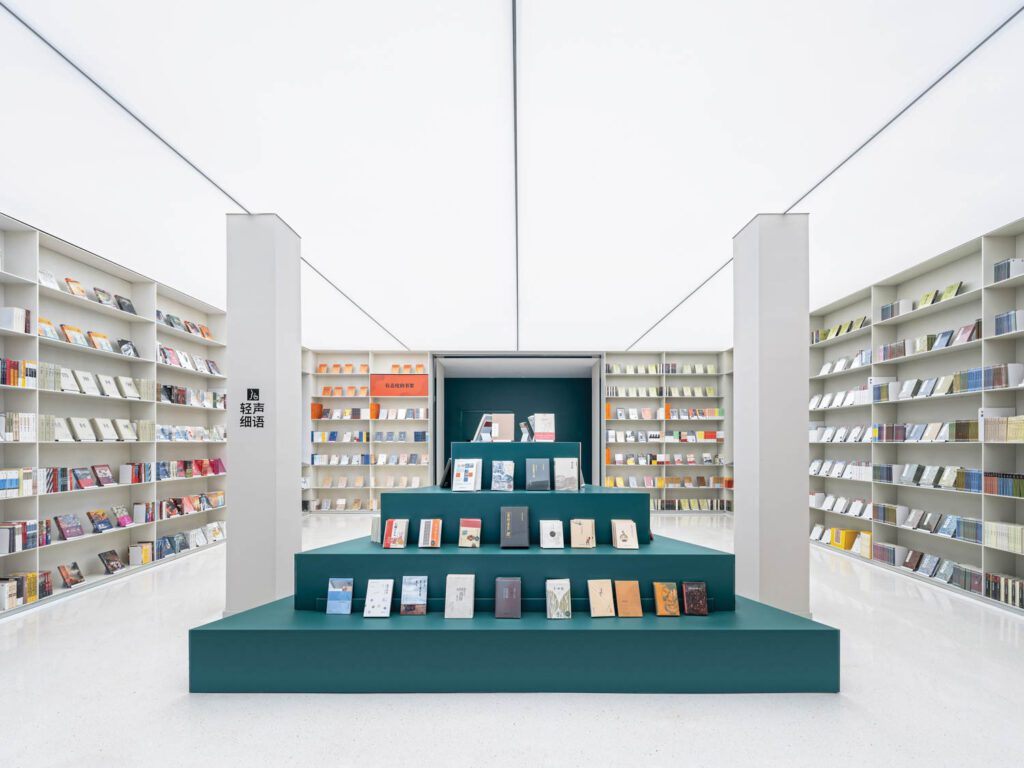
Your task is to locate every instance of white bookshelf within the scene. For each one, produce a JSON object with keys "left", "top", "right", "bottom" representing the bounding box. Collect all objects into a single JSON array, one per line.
[
  {"left": 303, "top": 350, "right": 432, "bottom": 513},
  {"left": 601, "top": 351, "right": 734, "bottom": 512},
  {"left": 808, "top": 215, "right": 1024, "bottom": 614},
  {"left": 0, "top": 212, "right": 227, "bottom": 617}
]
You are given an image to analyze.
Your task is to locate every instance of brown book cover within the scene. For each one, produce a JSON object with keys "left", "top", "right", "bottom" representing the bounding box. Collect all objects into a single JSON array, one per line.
[
  {"left": 653, "top": 581, "right": 680, "bottom": 616},
  {"left": 614, "top": 580, "right": 643, "bottom": 617},
  {"left": 495, "top": 576, "right": 521, "bottom": 618},
  {"left": 587, "top": 579, "right": 615, "bottom": 617},
  {"left": 682, "top": 581, "right": 708, "bottom": 616},
  {"left": 903, "top": 550, "right": 923, "bottom": 570}
]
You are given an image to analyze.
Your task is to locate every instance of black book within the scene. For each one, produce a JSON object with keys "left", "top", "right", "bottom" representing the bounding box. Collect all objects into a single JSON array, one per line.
[
  {"left": 114, "top": 295, "right": 137, "bottom": 315},
  {"left": 525, "top": 458, "right": 551, "bottom": 491},
  {"left": 118, "top": 339, "right": 139, "bottom": 357},
  {"left": 500, "top": 506, "right": 529, "bottom": 548},
  {"left": 439, "top": 457, "right": 452, "bottom": 489},
  {"left": 495, "top": 577, "right": 522, "bottom": 618}
]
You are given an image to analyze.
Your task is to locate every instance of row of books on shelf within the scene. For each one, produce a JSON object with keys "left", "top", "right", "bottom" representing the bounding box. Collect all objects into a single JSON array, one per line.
[
  {"left": 1, "top": 357, "right": 37, "bottom": 388},
  {"left": 810, "top": 315, "right": 868, "bottom": 345},
  {"left": 604, "top": 362, "right": 717, "bottom": 375},
  {"left": 379, "top": 515, "right": 638, "bottom": 550},
  {"left": 0, "top": 306, "right": 31, "bottom": 334},
  {"left": 810, "top": 387, "right": 870, "bottom": 410},
  {"left": 984, "top": 521, "right": 1024, "bottom": 555},
  {"left": 0, "top": 412, "right": 35, "bottom": 442},
  {"left": 39, "top": 415, "right": 147, "bottom": 442},
  {"left": 810, "top": 494, "right": 982, "bottom": 540},
  {"left": 868, "top": 420, "right": 980, "bottom": 444},
  {"left": 156, "top": 424, "right": 226, "bottom": 442},
  {"left": 873, "top": 366, "right": 1024, "bottom": 403},
  {"left": 158, "top": 345, "right": 222, "bottom": 376},
  {"left": 606, "top": 449, "right": 729, "bottom": 466},
  {"left": 879, "top": 281, "right": 964, "bottom": 321},
  {"left": 315, "top": 362, "right": 425, "bottom": 375},
  {"left": 607, "top": 387, "right": 719, "bottom": 400},
  {"left": 310, "top": 452, "right": 426, "bottom": 467},
  {"left": 320, "top": 385, "right": 368, "bottom": 397},
  {"left": 325, "top": 575, "right": 708, "bottom": 619},
  {"left": 994, "top": 309, "right": 1024, "bottom": 336},
  {"left": 993, "top": 258, "right": 1024, "bottom": 283},
  {"left": 37, "top": 362, "right": 155, "bottom": 399},
  {"left": 0, "top": 522, "right": 226, "bottom": 610},
  {"left": 156, "top": 310, "right": 216, "bottom": 341},
  {"left": 160, "top": 384, "right": 226, "bottom": 409},
  {"left": 311, "top": 431, "right": 429, "bottom": 444},
  {"left": 652, "top": 498, "right": 732, "bottom": 511},
  {"left": 607, "top": 406, "right": 722, "bottom": 422},
  {"left": 813, "top": 458, "right": 1024, "bottom": 498},
  {"left": 876, "top": 319, "right": 980, "bottom": 361},
  {"left": 38, "top": 271, "right": 138, "bottom": 314},
  {"left": 38, "top": 319, "right": 141, "bottom": 358},
  {"left": 450, "top": 457, "right": 579, "bottom": 492},
  {"left": 311, "top": 405, "right": 429, "bottom": 421},
  {"left": 307, "top": 474, "right": 420, "bottom": 490},
  {"left": 816, "top": 349, "right": 871, "bottom": 377},
  {"left": 0, "top": 457, "right": 224, "bottom": 497},
  {"left": 611, "top": 430, "right": 725, "bottom": 446}
]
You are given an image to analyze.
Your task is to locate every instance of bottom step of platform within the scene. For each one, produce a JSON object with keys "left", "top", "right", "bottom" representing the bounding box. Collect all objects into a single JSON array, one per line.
[{"left": 189, "top": 596, "right": 839, "bottom": 693}]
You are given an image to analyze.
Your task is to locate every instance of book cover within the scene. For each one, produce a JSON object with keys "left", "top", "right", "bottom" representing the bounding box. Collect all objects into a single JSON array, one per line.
[
  {"left": 57, "top": 562, "right": 85, "bottom": 587},
  {"left": 539, "top": 519, "right": 564, "bottom": 548},
  {"left": 86, "top": 510, "right": 113, "bottom": 532},
  {"left": 452, "top": 458, "right": 480, "bottom": 492},
  {"left": 54, "top": 514, "right": 84, "bottom": 539},
  {"left": 553, "top": 457, "right": 580, "bottom": 491},
  {"left": 569, "top": 518, "right": 596, "bottom": 548},
  {"left": 525, "top": 458, "right": 550, "bottom": 490},
  {"left": 71, "top": 467, "right": 96, "bottom": 489},
  {"left": 399, "top": 575, "right": 428, "bottom": 615},
  {"left": 97, "top": 549, "right": 124, "bottom": 574},
  {"left": 545, "top": 578, "right": 571, "bottom": 619},
  {"left": 114, "top": 295, "right": 137, "bottom": 314},
  {"left": 457, "top": 518, "right": 481, "bottom": 548},
  {"left": 587, "top": 579, "right": 615, "bottom": 617},
  {"left": 494, "top": 576, "right": 521, "bottom": 618},
  {"left": 611, "top": 519, "right": 639, "bottom": 549},
  {"left": 64, "top": 278, "right": 87, "bottom": 297},
  {"left": 490, "top": 460, "right": 514, "bottom": 491},
  {"left": 362, "top": 578, "right": 394, "bottom": 617},
  {"left": 682, "top": 581, "right": 709, "bottom": 615},
  {"left": 499, "top": 506, "right": 529, "bottom": 548},
  {"left": 531, "top": 413, "right": 555, "bottom": 441},
  {"left": 614, "top": 580, "right": 643, "bottom": 617},
  {"left": 444, "top": 573, "right": 475, "bottom": 619},
  {"left": 382, "top": 518, "right": 408, "bottom": 549},
  {"left": 417, "top": 518, "right": 442, "bottom": 548},
  {"left": 653, "top": 581, "right": 681, "bottom": 616}
]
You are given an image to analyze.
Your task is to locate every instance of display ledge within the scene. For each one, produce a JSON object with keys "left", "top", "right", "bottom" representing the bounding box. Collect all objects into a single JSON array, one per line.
[
  {"left": 371, "top": 440, "right": 430, "bottom": 445},
  {"left": 39, "top": 482, "right": 151, "bottom": 497},
  {"left": 0, "top": 326, "right": 32, "bottom": 339},
  {"left": 603, "top": 372, "right": 664, "bottom": 378},
  {"left": 0, "top": 384, "right": 36, "bottom": 394},
  {"left": 663, "top": 395, "right": 724, "bottom": 401},
  {"left": 809, "top": 324, "right": 872, "bottom": 349},
  {"left": 664, "top": 417, "right": 724, "bottom": 422},
  {"left": 871, "top": 516, "right": 983, "bottom": 547},
  {"left": 809, "top": 402, "right": 871, "bottom": 413},
  {"left": 986, "top": 329, "right": 1024, "bottom": 342},
  {"left": 664, "top": 486, "right": 731, "bottom": 492},
  {"left": 38, "top": 284, "right": 154, "bottom": 324},
  {"left": 809, "top": 440, "right": 871, "bottom": 446},
  {"left": 809, "top": 540, "right": 1021, "bottom": 617},
  {"left": 374, "top": 418, "right": 430, "bottom": 422},
  {"left": 810, "top": 366, "right": 870, "bottom": 382},
  {"left": 157, "top": 439, "right": 227, "bottom": 444},
  {"left": 156, "top": 323, "right": 225, "bottom": 348},
  {"left": 310, "top": 372, "right": 371, "bottom": 378},
  {"left": 158, "top": 473, "right": 227, "bottom": 484},
  {"left": 983, "top": 543, "right": 1024, "bottom": 557},
  {"left": 814, "top": 508, "right": 872, "bottom": 525},
  {"left": 38, "top": 440, "right": 156, "bottom": 445},
  {"left": 874, "top": 289, "right": 982, "bottom": 328},
  {"left": 873, "top": 389, "right": 984, "bottom": 405},
  {"left": 0, "top": 269, "right": 36, "bottom": 286},
  {"left": 39, "top": 335, "right": 153, "bottom": 363},
  {"left": 871, "top": 481, "right": 982, "bottom": 498},
  {"left": 986, "top": 274, "right": 1024, "bottom": 290},
  {"left": 808, "top": 474, "right": 872, "bottom": 484},
  {"left": 312, "top": 395, "right": 370, "bottom": 400},
  {"left": 604, "top": 395, "right": 665, "bottom": 400},
  {"left": 313, "top": 417, "right": 369, "bottom": 423},
  {"left": 666, "top": 461, "right": 733, "bottom": 467},
  {"left": 156, "top": 401, "right": 227, "bottom": 413},
  {"left": 39, "top": 388, "right": 152, "bottom": 404},
  {"left": 868, "top": 441, "right": 980, "bottom": 446},
  {"left": 189, "top": 594, "right": 838, "bottom": 694},
  {"left": 310, "top": 464, "right": 373, "bottom": 469},
  {"left": 605, "top": 418, "right": 663, "bottom": 423},
  {"left": 0, "top": 539, "right": 224, "bottom": 621},
  {"left": 874, "top": 338, "right": 982, "bottom": 366},
  {"left": 664, "top": 372, "right": 722, "bottom": 378},
  {"left": 156, "top": 362, "right": 226, "bottom": 381},
  {"left": 36, "top": 524, "right": 142, "bottom": 553}
]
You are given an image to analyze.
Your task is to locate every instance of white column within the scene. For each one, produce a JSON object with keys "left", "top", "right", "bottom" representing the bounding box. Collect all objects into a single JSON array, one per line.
[
  {"left": 733, "top": 213, "right": 810, "bottom": 617},
  {"left": 225, "top": 214, "right": 302, "bottom": 616}
]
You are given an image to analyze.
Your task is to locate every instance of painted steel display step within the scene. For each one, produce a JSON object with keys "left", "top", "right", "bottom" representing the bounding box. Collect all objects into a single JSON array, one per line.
[{"left": 189, "top": 595, "right": 839, "bottom": 693}]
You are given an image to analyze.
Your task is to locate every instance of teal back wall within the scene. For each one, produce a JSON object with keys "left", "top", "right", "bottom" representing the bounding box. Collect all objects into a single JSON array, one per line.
[{"left": 443, "top": 377, "right": 593, "bottom": 483}]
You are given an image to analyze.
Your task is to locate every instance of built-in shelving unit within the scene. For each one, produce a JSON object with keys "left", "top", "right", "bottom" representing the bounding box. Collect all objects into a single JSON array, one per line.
[
  {"left": 601, "top": 351, "right": 733, "bottom": 513},
  {"left": 301, "top": 350, "right": 431, "bottom": 513},
  {"left": 0, "top": 212, "right": 227, "bottom": 617},
  {"left": 808, "top": 215, "right": 1024, "bottom": 614}
]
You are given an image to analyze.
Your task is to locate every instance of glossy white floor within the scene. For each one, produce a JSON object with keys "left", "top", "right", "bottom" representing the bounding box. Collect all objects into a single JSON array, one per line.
[{"left": 3, "top": 513, "right": 1024, "bottom": 768}]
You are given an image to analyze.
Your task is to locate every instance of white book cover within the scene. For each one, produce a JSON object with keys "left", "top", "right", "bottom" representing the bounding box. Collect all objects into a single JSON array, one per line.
[
  {"left": 539, "top": 520, "right": 565, "bottom": 548},
  {"left": 96, "top": 374, "right": 122, "bottom": 398},
  {"left": 452, "top": 459, "right": 480, "bottom": 492},
  {"left": 74, "top": 370, "right": 102, "bottom": 396},
  {"left": 362, "top": 579, "right": 394, "bottom": 618},
  {"left": 531, "top": 413, "right": 555, "bottom": 441},
  {"left": 545, "top": 578, "right": 571, "bottom": 619},
  {"left": 91, "top": 417, "right": 119, "bottom": 442},
  {"left": 611, "top": 519, "right": 639, "bottom": 549},
  {"left": 444, "top": 574, "right": 475, "bottom": 619},
  {"left": 490, "top": 460, "right": 514, "bottom": 491},
  {"left": 58, "top": 367, "right": 80, "bottom": 392},
  {"left": 553, "top": 457, "right": 579, "bottom": 491},
  {"left": 69, "top": 417, "right": 96, "bottom": 441}
]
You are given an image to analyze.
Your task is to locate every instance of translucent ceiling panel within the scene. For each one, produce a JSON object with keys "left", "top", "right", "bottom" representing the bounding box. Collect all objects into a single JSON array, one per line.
[
  {"left": 516, "top": 0, "right": 1021, "bottom": 350},
  {"left": 5, "top": 0, "right": 517, "bottom": 350},
  {"left": 802, "top": 20, "right": 1024, "bottom": 309},
  {"left": 0, "top": 13, "right": 231, "bottom": 308}
]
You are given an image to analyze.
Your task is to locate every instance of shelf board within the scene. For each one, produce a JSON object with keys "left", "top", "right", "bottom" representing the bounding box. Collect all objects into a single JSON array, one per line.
[
  {"left": 38, "top": 388, "right": 152, "bottom": 405},
  {"left": 156, "top": 439, "right": 227, "bottom": 444},
  {"left": 808, "top": 474, "right": 872, "bottom": 485},
  {"left": 40, "top": 481, "right": 152, "bottom": 498},
  {"left": 874, "top": 338, "right": 982, "bottom": 366},
  {"left": 986, "top": 274, "right": 1024, "bottom": 290},
  {"left": 39, "top": 440, "right": 154, "bottom": 446},
  {"left": 809, "top": 401, "right": 871, "bottom": 413},
  {"left": 604, "top": 395, "right": 664, "bottom": 400},
  {"left": 985, "top": 329, "right": 1024, "bottom": 342},
  {"left": 39, "top": 335, "right": 153, "bottom": 363},
  {"left": 156, "top": 323, "right": 225, "bottom": 347},
  {"left": 156, "top": 401, "right": 227, "bottom": 414},
  {"left": 871, "top": 517, "right": 983, "bottom": 547},
  {"left": 809, "top": 324, "right": 872, "bottom": 349},
  {"left": 37, "top": 525, "right": 136, "bottom": 553},
  {"left": 157, "top": 474, "right": 227, "bottom": 485},
  {"left": 0, "top": 326, "right": 32, "bottom": 339},
  {"left": 810, "top": 366, "right": 871, "bottom": 382},
  {"left": 311, "top": 372, "right": 370, "bottom": 378},
  {"left": 0, "top": 270, "right": 35, "bottom": 286},
  {"left": 0, "top": 384, "right": 35, "bottom": 394},
  {"left": 156, "top": 361, "right": 226, "bottom": 381},
  {"left": 38, "top": 284, "right": 154, "bottom": 324},
  {"left": 873, "top": 389, "right": 983, "bottom": 405},
  {"left": 874, "top": 288, "right": 982, "bottom": 328},
  {"left": 312, "top": 395, "right": 370, "bottom": 400}
]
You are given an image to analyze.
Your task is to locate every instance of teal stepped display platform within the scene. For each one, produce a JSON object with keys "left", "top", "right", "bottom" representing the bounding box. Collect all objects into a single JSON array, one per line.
[
  {"left": 450, "top": 440, "right": 581, "bottom": 489},
  {"left": 190, "top": 481, "right": 839, "bottom": 693}
]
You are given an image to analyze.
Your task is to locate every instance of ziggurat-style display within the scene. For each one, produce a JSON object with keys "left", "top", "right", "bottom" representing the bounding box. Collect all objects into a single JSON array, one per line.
[{"left": 190, "top": 442, "right": 838, "bottom": 693}]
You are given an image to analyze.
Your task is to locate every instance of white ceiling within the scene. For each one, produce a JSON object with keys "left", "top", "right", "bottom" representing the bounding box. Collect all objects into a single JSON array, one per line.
[{"left": 1, "top": 1, "right": 1022, "bottom": 351}]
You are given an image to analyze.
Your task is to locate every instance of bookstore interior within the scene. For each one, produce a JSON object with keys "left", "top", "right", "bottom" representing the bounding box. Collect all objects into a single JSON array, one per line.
[{"left": 2, "top": 4, "right": 1024, "bottom": 766}]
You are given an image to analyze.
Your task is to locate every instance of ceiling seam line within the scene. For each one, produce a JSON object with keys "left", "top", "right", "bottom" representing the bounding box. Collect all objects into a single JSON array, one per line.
[{"left": 624, "top": 2, "right": 1024, "bottom": 351}]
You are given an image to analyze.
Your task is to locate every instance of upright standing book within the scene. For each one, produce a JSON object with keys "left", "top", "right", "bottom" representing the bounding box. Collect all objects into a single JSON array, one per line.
[
  {"left": 362, "top": 579, "right": 394, "bottom": 617},
  {"left": 444, "top": 574, "right": 475, "bottom": 618},
  {"left": 326, "top": 577, "right": 354, "bottom": 614},
  {"left": 458, "top": 518, "right": 482, "bottom": 547},
  {"left": 452, "top": 459, "right": 482, "bottom": 491},
  {"left": 490, "top": 460, "right": 514, "bottom": 491},
  {"left": 494, "top": 576, "right": 521, "bottom": 618},
  {"left": 417, "top": 518, "right": 442, "bottom": 548},
  {"left": 553, "top": 457, "right": 579, "bottom": 491},
  {"left": 500, "top": 506, "right": 529, "bottom": 548},
  {"left": 539, "top": 520, "right": 564, "bottom": 549},
  {"left": 525, "top": 458, "right": 550, "bottom": 490},
  {"left": 653, "top": 582, "right": 681, "bottom": 616},
  {"left": 611, "top": 519, "right": 639, "bottom": 549},
  {"left": 400, "top": 575, "right": 428, "bottom": 615},
  {"left": 682, "top": 581, "right": 708, "bottom": 615},
  {"left": 569, "top": 518, "right": 596, "bottom": 548},
  {"left": 545, "top": 578, "right": 572, "bottom": 619},
  {"left": 587, "top": 579, "right": 615, "bottom": 617},
  {"left": 614, "top": 580, "right": 643, "bottom": 617},
  {"left": 382, "top": 518, "right": 408, "bottom": 549}
]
